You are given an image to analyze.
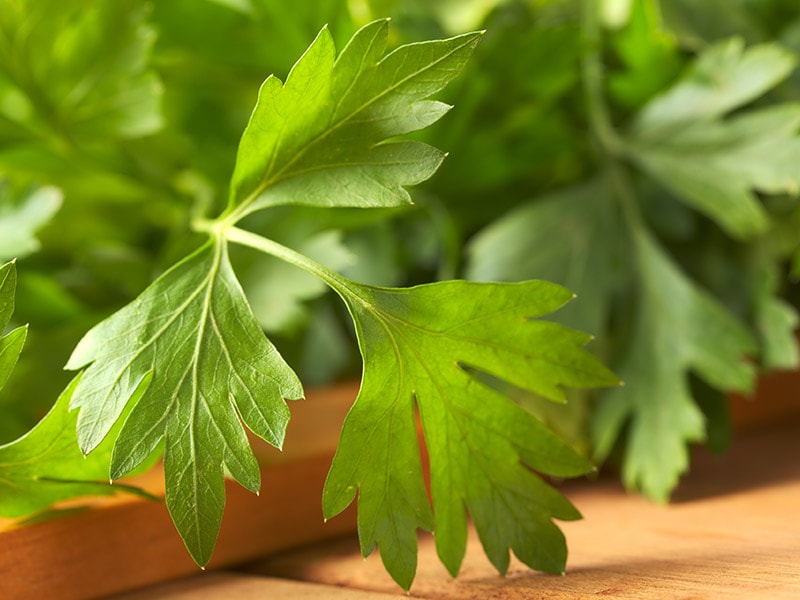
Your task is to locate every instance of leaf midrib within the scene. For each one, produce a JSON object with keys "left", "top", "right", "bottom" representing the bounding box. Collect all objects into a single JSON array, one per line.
[{"left": 233, "top": 34, "right": 476, "bottom": 220}]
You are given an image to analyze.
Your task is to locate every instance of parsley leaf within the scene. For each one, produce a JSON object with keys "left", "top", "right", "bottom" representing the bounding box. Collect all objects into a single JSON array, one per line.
[
  {"left": 626, "top": 39, "right": 800, "bottom": 238},
  {"left": 0, "top": 185, "right": 62, "bottom": 261},
  {"left": 465, "top": 180, "right": 627, "bottom": 337},
  {"left": 0, "top": 261, "right": 141, "bottom": 515},
  {"left": 0, "top": 0, "right": 162, "bottom": 147},
  {"left": 63, "top": 19, "right": 617, "bottom": 583},
  {"left": 0, "top": 260, "right": 26, "bottom": 394},
  {"left": 0, "top": 375, "right": 134, "bottom": 518},
  {"left": 227, "top": 19, "right": 482, "bottom": 216},
  {"left": 592, "top": 231, "right": 758, "bottom": 501},
  {"left": 322, "top": 277, "right": 618, "bottom": 589},
  {"left": 65, "top": 240, "right": 302, "bottom": 565}
]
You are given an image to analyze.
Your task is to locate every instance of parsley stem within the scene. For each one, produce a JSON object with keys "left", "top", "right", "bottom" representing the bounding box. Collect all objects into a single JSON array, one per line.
[
  {"left": 581, "top": 0, "right": 623, "bottom": 157},
  {"left": 580, "top": 0, "right": 644, "bottom": 236},
  {"left": 222, "top": 225, "right": 355, "bottom": 296}
]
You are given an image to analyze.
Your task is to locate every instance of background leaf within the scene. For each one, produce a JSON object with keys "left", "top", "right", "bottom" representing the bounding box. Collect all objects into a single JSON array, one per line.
[
  {"left": 0, "top": 184, "right": 62, "bottom": 261},
  {"left": 0, "top": 260, "right": 26, "bottom": 393},
  {"left": 592, "top": 231, "right": 758, "bottom": 501}
]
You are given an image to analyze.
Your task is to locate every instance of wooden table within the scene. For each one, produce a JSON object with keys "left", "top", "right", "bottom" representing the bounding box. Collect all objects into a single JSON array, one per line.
[
  {"left": 3, "top": 377, "right": 799, "bottom": 599},
  {"left": 117, "top": 419, "right": 800, "bottom": 599}
]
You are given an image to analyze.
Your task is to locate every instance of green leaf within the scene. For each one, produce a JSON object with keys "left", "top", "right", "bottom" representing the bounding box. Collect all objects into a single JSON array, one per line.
[
  {"left": 753, "top": 265, "right": 800, "bottom": 370},
  {"left": 626, "top": 39, "right": 800, "bottom": 238},
  {"left": 607, "top": 0, "right": 684, "bottom": 110},
  {"left": 592, "top": 231, "right": 758, "bottom": 502},
  {"left": 0, "top": 260, "right": 26, "bottom": 394},
  {"left": 0, "top": 375, "right": 140, "bottom": 518},
  {"left": 323, "top": 278, "right": 618, "bottom": 589},
  {"left": 0, "top": 1, "right": 162, "bottom": 144},
  {"left": 466, "top": 181, "right": 627, "bottom": 337},
  {"left": 65, "top": 239, "right": 303, "bottom": 566},
  {"left": 0, "top": 185, "right": 62, "bottom": 261},
  {"left": 227, "top": 20, "right": 483, "bottom": 216}
]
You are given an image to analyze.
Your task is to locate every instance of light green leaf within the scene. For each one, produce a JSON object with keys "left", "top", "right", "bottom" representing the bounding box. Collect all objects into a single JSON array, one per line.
[
  {"left": 0, "top": 0, "right": 162, "bottom": 144},
  {"left": 323, "top": 278, "right": 618, "bottom": 590},
  {"left": 633, "top": 38, "right": 796, "bottom": 134},
  {"left": 0, "top": 261, "right": 25, "bottom": 394},
  {"left": 227, "top": 20, "right": 482, "bottom": 216},
  {"left": 602, "top": 0, "right": 634, "bottom": 29},
  {"left": 0, "top": 185, "right": 62, "bottom": 261},
  {"left": 592, "top": 231, "right": 758, "bottom": 502},
  {"left": 0, "top": 375, "right": 148, "bottom": 518},
  {"left": 626, "top": 40, "right": 800, "bottom": 238},
  {"left": 66, "top": 239, "right": 303, "bottom": 566}
]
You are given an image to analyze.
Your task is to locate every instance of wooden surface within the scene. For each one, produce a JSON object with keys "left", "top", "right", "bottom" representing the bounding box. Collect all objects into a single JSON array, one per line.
[
  {"left": 111, "top": 417, "right": 800, "bottom": 599},
  {"left": 2, "top": 377, "right": 799, "bottom": 600},
  {"left": 246, "top": 420, "right": 800, "bottom": 599},
  {"left": 0, "top": 383, "right": 359, "bottom": 600}
]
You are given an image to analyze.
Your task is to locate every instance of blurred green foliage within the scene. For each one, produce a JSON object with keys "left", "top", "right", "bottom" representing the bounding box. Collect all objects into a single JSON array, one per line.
[{"left": 0, "top": 0, "right": 798, "bottom": 500}]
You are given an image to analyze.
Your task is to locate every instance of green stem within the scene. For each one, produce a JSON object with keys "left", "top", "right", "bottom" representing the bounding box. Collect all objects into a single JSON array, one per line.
[
  {"left": 581, "top": 0, "right": 644, "bottom": 238},
  {"left": 221, "top": 224, "right": 360, "bottom": 300},
  {"left": 581, "top": 0, "right": 623, "bottom": 157}
]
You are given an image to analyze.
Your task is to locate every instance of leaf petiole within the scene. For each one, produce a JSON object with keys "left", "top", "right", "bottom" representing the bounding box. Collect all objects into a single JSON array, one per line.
[{"left": 221, "top": 224, "right": 366, "bottom": 305}]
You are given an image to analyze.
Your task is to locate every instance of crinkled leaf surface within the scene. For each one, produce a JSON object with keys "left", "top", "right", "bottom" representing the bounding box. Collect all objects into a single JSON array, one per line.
[
  {"left": 66, "top": 240, "right": 303, "bottom": 565},
  {"left": 0, "top": 261, "right": 26, "bottom": 393},
  {"left": 0, "top": 186, "right": 62, "bottom": 261},
  {"left": 592, "top": 231, "right": 758, "bottom": 502},
  {"left": 626, "top": 39, "right": 800, "bottom": 238},
  {"left": 228, "top": 20, "right": 482, "bottom": 214},
  {"left": 323, "top": 278, "right": 618, "bottom": 590}
]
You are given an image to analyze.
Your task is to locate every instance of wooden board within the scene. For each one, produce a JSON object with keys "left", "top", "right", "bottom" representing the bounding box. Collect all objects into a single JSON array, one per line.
[
  {"left": 2, "top": 373, "right": 799, "bottom": 600},
  {"left": 0, "top": 383, "right": 360, "bottom": 600},
  {"left": 249, "top": 420, "right": 800, "bottom": 599},
  {"left": 116, "top": 572, "right": 400, "bottom": 600}
]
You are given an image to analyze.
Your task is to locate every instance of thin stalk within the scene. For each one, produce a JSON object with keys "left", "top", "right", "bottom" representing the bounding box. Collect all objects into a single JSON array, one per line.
[
  {"left": 580, "top": 0, "right": 644, "bottom": 237},
  {"left": 219, "top": 225, "right": 369, "bottom": 306},
  {"left": 581, "top": 0, "right": 623, "bottom": 157}
]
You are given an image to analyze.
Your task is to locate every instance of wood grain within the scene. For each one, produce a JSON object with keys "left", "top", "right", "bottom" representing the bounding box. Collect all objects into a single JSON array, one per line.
[
  {"left": 117, "top": 572, "right": 400, "bottom": 600},
  {"left": 250, "top": 420, "right": 800, "bottom": 599}
]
